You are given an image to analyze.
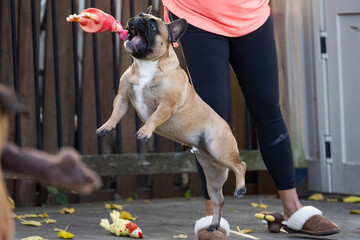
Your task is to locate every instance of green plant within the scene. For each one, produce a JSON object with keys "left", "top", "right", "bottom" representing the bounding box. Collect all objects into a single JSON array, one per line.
[{"left": 43, "top": 186, "right": 68, "bottom": 206}]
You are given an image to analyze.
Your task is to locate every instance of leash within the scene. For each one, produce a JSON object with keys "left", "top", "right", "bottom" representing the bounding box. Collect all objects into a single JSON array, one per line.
[{"left": 166, "top": 9, "right": 194, "bottom": 86}]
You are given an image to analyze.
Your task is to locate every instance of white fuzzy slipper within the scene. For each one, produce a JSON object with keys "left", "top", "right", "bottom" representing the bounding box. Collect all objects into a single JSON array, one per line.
[
  {"left": 194, "top": 216, "right": 230, "bottom": 239},
  {"left": 282, "top": 206, "right": 340, "bottom": 236}
]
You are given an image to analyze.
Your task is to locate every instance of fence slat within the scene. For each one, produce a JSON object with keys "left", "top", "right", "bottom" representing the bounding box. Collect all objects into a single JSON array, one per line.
[
  {"left": 110, "top": 0, "right": 122, "bottom": 153},
  {"left": 31, "top": 0, "right": 42, "bottom": 150},
  {"left": 57, "top": 0, "right": 77, "bottom": 149},
  {"left": 96, "top": 0, "right": 117, "bottom": 154},
  {"left": 81, "top": 0, "right": 99, "bottom": 154},
  {"left": 15, "top": 0, "right": 40, "bottom": 206},
  {"left": 119, "top": 0, "right": 137, "bottom": 154},
  {"left": 71, "top": 0, "right": 82, "bottom": 153},
  {"left": 18, "top": 1, "right": 38, "bottom": 149},
  {"left": 42, "top": 1, "right": 58, "bottom": 153}
]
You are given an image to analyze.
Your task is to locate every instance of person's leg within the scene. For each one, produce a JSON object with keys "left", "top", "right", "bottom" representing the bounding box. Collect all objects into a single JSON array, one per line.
[
  {"left": 179, "top": 25, "right": 232, "bottom": 125},
  {"left": 170, "top": 12, "right": 231, "bottom": 215},
  {"left": 229, "top": 16, "right": 339, "bottom": 236},
  {"left": 228, "top": 16, "right": 302, "bottom": 218},
  {"left": 278, "top": 189, "right": 302, "bottom": 220}
]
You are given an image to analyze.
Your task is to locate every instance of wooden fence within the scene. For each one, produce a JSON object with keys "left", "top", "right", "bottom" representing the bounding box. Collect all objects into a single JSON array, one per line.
[{"left": 0, "top": 0, "right": 306, "bottom": 206}]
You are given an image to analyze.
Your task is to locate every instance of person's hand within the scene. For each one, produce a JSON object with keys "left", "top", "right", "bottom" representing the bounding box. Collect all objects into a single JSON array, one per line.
[{"left": 43, "top": 147, "right": 102, "bottom": 195}]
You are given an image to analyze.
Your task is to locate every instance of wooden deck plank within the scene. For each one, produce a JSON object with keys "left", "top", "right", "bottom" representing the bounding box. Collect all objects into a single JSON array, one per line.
[{"left": 12, "top": 195, "right": 355, "bottom": 240}]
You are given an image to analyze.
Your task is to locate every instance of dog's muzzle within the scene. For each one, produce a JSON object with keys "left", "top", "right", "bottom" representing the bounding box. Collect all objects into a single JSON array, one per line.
[{"left": 125, "top": 16, "right": 153, "bottom": 58}]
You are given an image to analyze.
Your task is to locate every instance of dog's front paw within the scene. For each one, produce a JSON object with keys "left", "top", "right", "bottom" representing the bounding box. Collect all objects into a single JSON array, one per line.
[
  {"left": 96, "top": 125, "right": 113, "bottom": 137},
  {"left": 135, "top": 127, "right": 153, "bottom": 141}
]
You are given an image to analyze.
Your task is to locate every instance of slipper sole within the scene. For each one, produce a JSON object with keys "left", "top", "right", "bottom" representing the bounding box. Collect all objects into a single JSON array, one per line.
[{"left": 283, "top": 224, "right": 340, "bottom": 236}]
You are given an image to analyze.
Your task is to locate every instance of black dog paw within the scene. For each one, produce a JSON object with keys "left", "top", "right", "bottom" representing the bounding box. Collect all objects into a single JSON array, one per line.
[
  {"left": 96, "top": 128, "right": 111, "bottom": 137},
  {"left": 135, "top": 132, "right": 149, "bottom": 141},
  {"left": 234, "top": 186, "right": 247, "bottom": 198}
]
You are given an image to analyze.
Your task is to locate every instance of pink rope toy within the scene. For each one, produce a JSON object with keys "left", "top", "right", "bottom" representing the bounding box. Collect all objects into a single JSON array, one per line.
[{"left": 66, "top": 8, "right": 128, "bottom": 40}]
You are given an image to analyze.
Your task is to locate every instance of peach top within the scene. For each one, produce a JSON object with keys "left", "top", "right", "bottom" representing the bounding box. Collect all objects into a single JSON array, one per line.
[{"left": 163, "top": 0, "right": 270, "bottom": 37}]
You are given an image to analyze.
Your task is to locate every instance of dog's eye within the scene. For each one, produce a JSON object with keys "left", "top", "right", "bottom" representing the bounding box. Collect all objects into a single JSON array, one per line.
[{"left": 150, "top": 22, "right": 157, "bottom": 30}]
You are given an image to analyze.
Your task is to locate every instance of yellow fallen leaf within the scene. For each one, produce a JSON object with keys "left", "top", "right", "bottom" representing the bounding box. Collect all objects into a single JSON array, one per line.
[
  {"left": 126, "top": 197, "right": 134, "bottom": 201},
  {"left": 21, "top": 236, "right": 48, "bottom": 240},
  {"left": 15, "top": 213, "right": 48, "bottom": 219},
  {"left": 228, "top": 208, "right": 239, "bottom": 212},
  {"left": 350, "top": 209, "right": 360, "bottom": 214},
  {"left": 120, "top": 210, "right": 137, "bottom": 220},
  {"left": 45, "top": 219, "right": 57, "bottom": 224},
  {"left": 21, "top": 221, "right": 42, "bottom": 227},
  {"left": 113, "top": 204, "right": 124, "bottom": 210},
  {"left": 54, "top": 228, "right": 75, "bottom": 239},
  {"left": 326, "top": 198, "right": 339, "bottom": 202},
  {"left": 173, "top": 233, "right": 188, "bottom": 239},
  {"left": 58, "top": 208, "right": 75, "bottom": 214},
  {"left": 8, "top": 196, "right": 15, "bottom": 209},
  {"left": 251, "top": 202, "right": 268, "bottom": 209},
  {"left": 308, "top": 193, "right": 325, "bottom": 201},
  {"left": 20, "top": 214, "right": 40, "bottom": 218},
  {"left": 13, "top": 214, "right": 22, "bottom": 220},
  {"left": 343, "top": 196, "right": 360, "bottom": 203},
  {"left": 105, "top": 203, "right": 123, "bottom": 210},
  {"left": 38, "top": 213, "right": 48, "bottom": 218},
  {"left": 237, "top": 226, "right": 255, "bottom": 234}
]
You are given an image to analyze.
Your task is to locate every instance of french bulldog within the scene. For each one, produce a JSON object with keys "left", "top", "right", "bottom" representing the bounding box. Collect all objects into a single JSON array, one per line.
[{"left": 96, "top": 6, "right": 247, "bottom": 232}]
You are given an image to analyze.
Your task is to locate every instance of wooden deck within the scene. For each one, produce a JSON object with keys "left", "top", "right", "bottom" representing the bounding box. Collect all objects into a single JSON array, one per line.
[{"left": 12, "top": 195, "right": 359, "bottom": 240}]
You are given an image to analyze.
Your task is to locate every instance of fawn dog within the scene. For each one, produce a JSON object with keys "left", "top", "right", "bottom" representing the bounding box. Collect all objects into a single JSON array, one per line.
[{"left": 96, "top": 7, "right": 246, "bottom": 231}]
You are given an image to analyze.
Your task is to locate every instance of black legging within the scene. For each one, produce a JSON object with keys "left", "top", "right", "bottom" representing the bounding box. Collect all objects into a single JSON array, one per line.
[{"left": 171, "top": 13, "right": 295, "bottom": 199}]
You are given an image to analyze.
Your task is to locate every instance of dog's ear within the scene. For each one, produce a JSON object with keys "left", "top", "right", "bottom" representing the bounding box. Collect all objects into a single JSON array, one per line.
[
  {"left": 166, "top": 18, "right": 187, "bottom": 43},
  {"left": 145, "top": 6, "right": 152, "bottom": 14}
]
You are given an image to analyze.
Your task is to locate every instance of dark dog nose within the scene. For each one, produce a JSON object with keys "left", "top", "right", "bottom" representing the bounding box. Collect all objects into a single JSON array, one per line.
[{"left": 128, "top": 16, "right": 147, "bottom": 33}]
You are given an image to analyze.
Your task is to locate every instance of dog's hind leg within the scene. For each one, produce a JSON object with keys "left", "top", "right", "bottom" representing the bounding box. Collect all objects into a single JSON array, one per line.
[
  {"left": 195, "top": 152, "right": 228, "bottom": 232},
  {"left": 225, "top": 151, "right": 247, "bottom": 198},
  {"left": 217, "top": 153, "right": 246, "bottom": 198},
  {"left": 206, "top": 131, "right": 247, "bottom": 199}
]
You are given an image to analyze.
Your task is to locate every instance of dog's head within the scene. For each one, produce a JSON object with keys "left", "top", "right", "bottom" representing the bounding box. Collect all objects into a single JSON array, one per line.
[{"left": 124, "top": 6, "right": 187, "bottom": 60}]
